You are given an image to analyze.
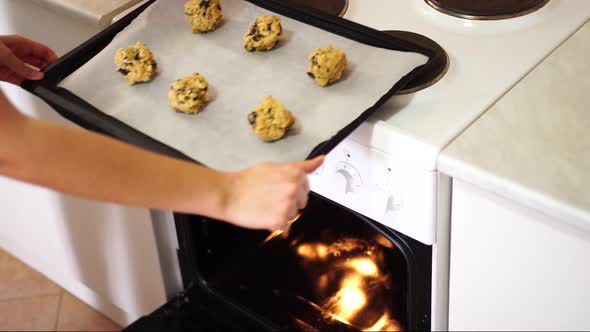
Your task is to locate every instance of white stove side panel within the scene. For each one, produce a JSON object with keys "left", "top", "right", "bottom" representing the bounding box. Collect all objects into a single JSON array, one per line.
[
  {"left": 431, "top": 173, "right": 452, "bottom": 331},
  {"left": 449, "top": 179, "right": 590, "bottom": 330}
]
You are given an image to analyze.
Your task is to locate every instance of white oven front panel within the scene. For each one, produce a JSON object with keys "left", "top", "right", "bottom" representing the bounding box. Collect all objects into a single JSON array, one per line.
[{"left": 310, "top": 138, "right": 437, "bottom": 245}]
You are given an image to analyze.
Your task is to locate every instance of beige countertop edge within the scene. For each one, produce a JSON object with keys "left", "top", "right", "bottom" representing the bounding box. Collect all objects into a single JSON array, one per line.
[{"left": 439, "top": 155, "right": 590, "bottom": 233}]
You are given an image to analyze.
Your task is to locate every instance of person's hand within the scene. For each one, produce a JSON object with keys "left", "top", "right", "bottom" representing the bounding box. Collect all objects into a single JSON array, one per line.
[
  {"left": 222, "top": 156, "right": 324, "bottom": 232},
  {"left": 0, "top": 35, "right": 57, "bottom": 85}
]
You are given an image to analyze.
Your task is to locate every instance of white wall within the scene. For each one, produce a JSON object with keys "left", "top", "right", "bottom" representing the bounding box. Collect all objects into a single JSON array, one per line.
[
  {"left": 0, "top": 0, "right": 167, "bottom": 326},
  {"left": 448, "top": 179, "right": 590, "bottom": 330}
]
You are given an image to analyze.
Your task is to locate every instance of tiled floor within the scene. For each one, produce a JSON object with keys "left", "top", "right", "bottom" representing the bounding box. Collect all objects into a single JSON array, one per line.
[{"left": 0, "top": 249, "right": 121, "bottom": 331}]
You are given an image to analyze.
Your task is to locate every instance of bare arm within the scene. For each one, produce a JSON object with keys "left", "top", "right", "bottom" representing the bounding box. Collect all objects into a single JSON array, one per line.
[
  {"left": 0, "top": 34, "right": 323, "bottom": 231},
  {"left": 0, "top": 90, "right": 228, "bottom": 217},
  {"left": 0, "top": 90, "right": 323, "bottom": 231}
]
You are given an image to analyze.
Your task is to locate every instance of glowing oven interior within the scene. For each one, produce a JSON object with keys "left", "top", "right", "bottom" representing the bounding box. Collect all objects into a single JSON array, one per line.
[{"left": 195, "top": 196, "right": 411, "bottom": 331}]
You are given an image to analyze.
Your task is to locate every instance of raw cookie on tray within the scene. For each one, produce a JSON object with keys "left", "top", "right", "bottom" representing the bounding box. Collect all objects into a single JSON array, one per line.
[
  {"left": 168, "top": 73, "right": 210, "bottom": 114},
  {"left": 307, "top": 44, "right": 348, "bottom": 87},
  {"left": 184, "top": 0, "right": 223, "bottom": 33},
  {"left": 248, "top": 96, "right": 295, "bottom": 142},
  {"left": 243, "top": 15, "right": 283, "bottom": 52},
  {"left": 114, "top": 42, "right": 158, "bottom": 85}
]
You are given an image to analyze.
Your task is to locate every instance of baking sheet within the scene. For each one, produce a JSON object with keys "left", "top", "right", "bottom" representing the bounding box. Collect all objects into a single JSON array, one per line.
[{"left": 60, "top": 0, "right": 427, "bottom": 171}]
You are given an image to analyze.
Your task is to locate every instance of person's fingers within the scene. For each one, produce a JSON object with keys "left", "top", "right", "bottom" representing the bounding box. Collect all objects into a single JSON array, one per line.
[
  {"left": 297, "top": 188, "right": 308, "bottom": 210},
  {"left": 288, "top": 193, "right": 299, "bottom": 214},
  {"left": 274, "top": 219, "right": 289, "bottom": 233},
  {"left": 20, "top": 55, "right": 47, "bottom": 69},
  {"left": 0, "top": 43, "right": 43, "bottom": 80},
  {"left": 2, "top": 35, "right": 58, "bottom": 63},
  {"left": 284, "top": 206, "right": 299, "bottom": 230},
  {"left": 45, "top": 48, "right": 59, "bottom": 62},
  {"left": 297, "top": 177, "right": 310, "bottom": 210},
  {"left": 0, "top": 66, "right": 24, "bottom": 85},
  {"left": 301, "top": 172, "right": 310, "bottom": 190},
  {"left": 297, "top": 155, "right": 325, "bottom": 174},
  {"left": 2, "top": 75, "right": 23, "bottom": 85}
]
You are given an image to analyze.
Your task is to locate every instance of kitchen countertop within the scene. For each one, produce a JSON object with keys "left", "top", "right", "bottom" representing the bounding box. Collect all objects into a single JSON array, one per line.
[
  {"left": 31, "top": 0, "right": 142, "bottom": 28},
  {"left": 439, "top": 20, "right": 590, "bottom": 231},
  {"left": 343, "top": 0, "right": 590, "bottom": 172}
]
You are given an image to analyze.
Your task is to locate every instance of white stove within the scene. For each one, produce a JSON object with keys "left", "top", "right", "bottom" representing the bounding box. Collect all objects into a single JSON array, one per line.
[
  {"left": 309, "top": 1, "right": 590, "bottom": 330},
  {"left": 312, "top": 0, "right": 590, "bottom": 246}
]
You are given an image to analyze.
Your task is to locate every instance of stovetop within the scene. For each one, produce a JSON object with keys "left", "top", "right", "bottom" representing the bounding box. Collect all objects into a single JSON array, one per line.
[
  {"left": 425, "top": 0, "right": 550, "bottom": 20},
  {"left": 280, "top": 0, "right": 349, "bottom": 17},
  {"left": 340, "top": 0, "right": 590, "bottom": 170}
]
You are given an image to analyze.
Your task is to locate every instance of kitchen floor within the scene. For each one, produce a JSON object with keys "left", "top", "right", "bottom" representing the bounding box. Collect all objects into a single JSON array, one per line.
[{"left": 0, "top": 249, "right": 121, "bottom": 331}]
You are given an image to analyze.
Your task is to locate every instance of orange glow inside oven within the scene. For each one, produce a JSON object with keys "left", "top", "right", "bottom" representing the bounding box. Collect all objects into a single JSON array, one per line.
[{"left": 293, "top": 238, "right": 403, "bottom": 331}]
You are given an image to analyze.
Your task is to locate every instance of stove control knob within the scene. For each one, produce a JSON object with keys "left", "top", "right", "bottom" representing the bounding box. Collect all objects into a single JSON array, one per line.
[{"left": 334, "top": 162, "right": 362, "bottom": 194}]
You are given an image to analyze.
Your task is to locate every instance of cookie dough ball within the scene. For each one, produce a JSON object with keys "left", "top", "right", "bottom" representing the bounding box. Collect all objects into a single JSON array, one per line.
[
  {"left": 114, "top": 43, "right": 158, "bottom": 85},
  {"left": 248, "top": 96, "right": 295, "bottom": 142},
  {"left": 307, "top": 44, "right": 347, "bottom": 87},
  {"left": 184, "top": 0, "right": 223, "bottom": 33},
  {"left": 243, "top": 15, "right": 283, "bottom": 52},
  {"left": 168, "top": 73, "right": 210, "bottom": 114}
]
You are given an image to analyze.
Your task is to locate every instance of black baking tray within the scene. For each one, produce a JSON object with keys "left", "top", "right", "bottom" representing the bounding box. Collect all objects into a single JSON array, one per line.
[
  {"left": 18, "top": 2, "right": 436, "bottom": 330},
  {"left": 21, "top": 0, "right": 433, "bottom": 163}
]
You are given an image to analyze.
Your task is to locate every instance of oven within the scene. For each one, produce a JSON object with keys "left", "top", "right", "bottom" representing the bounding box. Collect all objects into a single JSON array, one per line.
[
  {"left": 125, "top": 191, "right": 433, "bottom": 331},
  {"left": 110, "top": 1, "right": 449, "bottom": 328},
  {"left": 21, "top": 0, "right": 445, "bottom": 327},
  {"left": 58, "top": 0, "right": 447, "bottom": 330},
  {"left": 22, "top": 0, "right": 589, "bottom": 329}
]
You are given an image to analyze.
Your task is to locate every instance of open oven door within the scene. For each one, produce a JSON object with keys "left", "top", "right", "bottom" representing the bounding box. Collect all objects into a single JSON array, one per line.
[
  {"left": 124, "top": 193, "right": 432, "bottom": 332},
  {"left": 124, "top": 287, "right": 245, "bottom": 331}
]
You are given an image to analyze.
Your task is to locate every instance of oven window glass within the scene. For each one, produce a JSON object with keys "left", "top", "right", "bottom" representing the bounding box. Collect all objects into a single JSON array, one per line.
[{"left": 196, "top": 196, "right": 409, "bottom": 331}]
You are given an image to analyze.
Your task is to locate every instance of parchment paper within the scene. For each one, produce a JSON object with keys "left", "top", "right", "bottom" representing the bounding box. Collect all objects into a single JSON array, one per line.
[{"left": 60, "top": 0, "right": 427, "bottom": 171}]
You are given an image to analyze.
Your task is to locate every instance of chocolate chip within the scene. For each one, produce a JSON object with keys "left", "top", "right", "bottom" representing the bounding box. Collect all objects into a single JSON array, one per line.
[
  {"left": 151, "top": 61, "right": 157, "bottom": 69},
  {"left": 248, "top": 112, "right": 257, "bottom": 125},
  {"left": 307, "top": 72, "right": 315, "bottom": 78},
  {"left": 193, "top": 96, "right": 199, "bottom": 100},
  {"left": 199, "top": 0, "right": 210, "bottom": 8},
  {"left": 217, "top": 4, "right": 221, "bottom": 10},
  {"left": 265, "top": 108, "right": 274, "bottom": 119},
  {"left": 251, "top": 26, "right": 265, "bottom": 39},
  {"left": 118, "top": 68, "right": 130, "bottom": 75},
  {"left": 134, "top": 53, "right": 140, "bottom": 61},
  {"left": 248, "top": 25, "right": 259, "bottom": 36},
  {"left": 311, "top": 56, "right": 318, "bottom": 66}
]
